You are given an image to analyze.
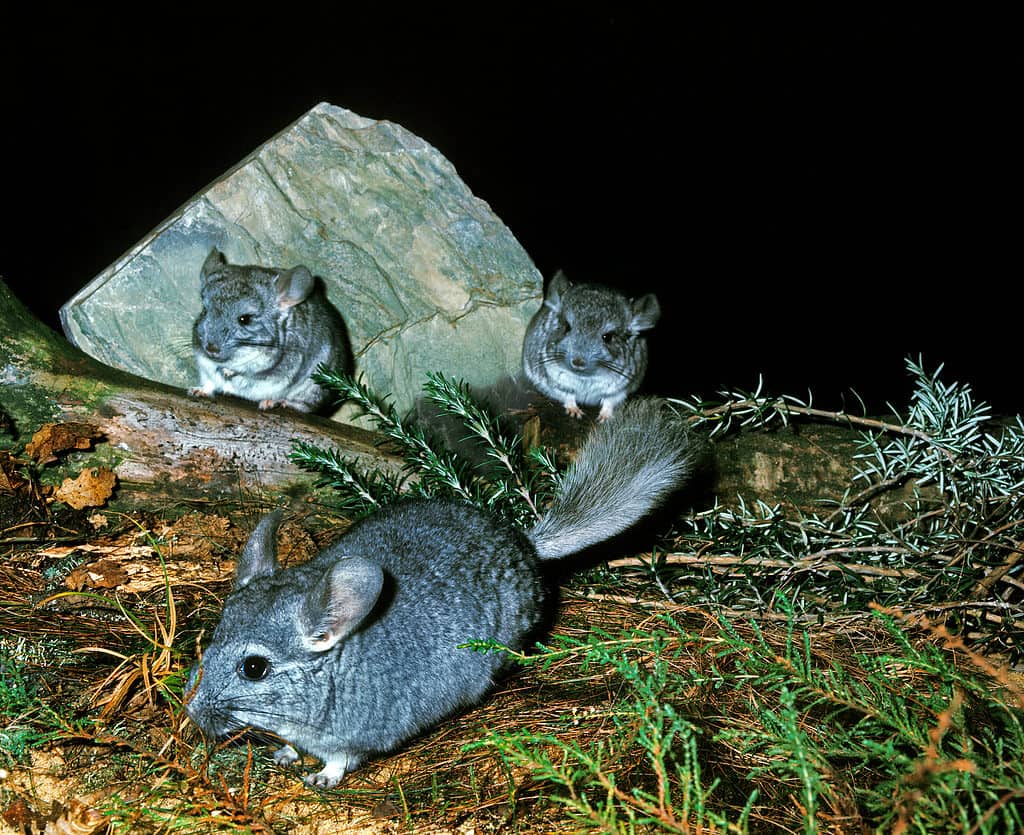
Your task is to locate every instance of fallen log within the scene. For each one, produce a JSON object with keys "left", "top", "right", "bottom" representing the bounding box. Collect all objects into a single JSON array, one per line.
[
  {"left": 0, "top": 279, "right": 404, "bottom": 507},
  {"left": 2, "top": 278, "right": 896, "bottom": 516}
]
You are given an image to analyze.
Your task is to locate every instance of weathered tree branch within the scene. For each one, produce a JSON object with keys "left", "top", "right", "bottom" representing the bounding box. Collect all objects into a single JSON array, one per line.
[{"left": 0, "top": 280, "right": 404, "bottom": 506}]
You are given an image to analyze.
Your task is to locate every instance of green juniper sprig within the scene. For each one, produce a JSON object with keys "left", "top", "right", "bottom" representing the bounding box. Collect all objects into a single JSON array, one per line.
[
  {"left": 468, "top": 621, "right": 751, "bottom": 833},
  {"left": 289, "top": 439, "right": 403, "bottom": 513},
  {"left": 420, "top": 371, "right": 555, "bottom": 526},
  {"left": 290, "top": 368, "right": 483, "bottom": 514},
  {"left": 291, "top": 368, "right": 555, "bottom": 527}
]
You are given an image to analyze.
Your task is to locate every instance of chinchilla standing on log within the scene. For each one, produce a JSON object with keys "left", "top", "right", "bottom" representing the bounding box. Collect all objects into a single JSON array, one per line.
[
  {"left": 522, "top": 271, "right": 660, "bottom": 421},
  {"left": 191, "top": 249, "right": 352, "bottom": 413}
]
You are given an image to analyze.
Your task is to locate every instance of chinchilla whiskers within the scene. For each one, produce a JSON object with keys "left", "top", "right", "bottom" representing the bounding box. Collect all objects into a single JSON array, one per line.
[
  {"left": 166, "top": 336, "right": 198, "bottom": 360},
  {"left": 224, "top": 696, "right": 331, "bottom": 738},
  {"left": 207, "top": 721, "right": 281, "bottom": 751},
  {"left": 236, "top": 336, "right": 279, "bottom": 349},
  {"left": 276, "top": 341, "right": 326, "bottom": 360},
  {"left": 193, "top": 676, "right": 329, "bottom": 742},
  {"left": 188, "top": 703, "right": 244, "bottom": 738},
  {"left": 537, "top": 351, "right": 568, "bottom": 366},
  {"left": 596, "top": 359, "right": 630, "bottom": 378}
]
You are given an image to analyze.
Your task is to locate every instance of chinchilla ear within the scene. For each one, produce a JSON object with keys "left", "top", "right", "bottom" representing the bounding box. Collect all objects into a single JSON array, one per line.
[
  {"left": 629, "top": 293, "right": 661, "bottom": 332},
  {"left": 234, "top": 510, "right": 284, "bottom": 589},
  {"left": 201, "top": 249, "right": 227, "bottom": 283},
  {"left": 275, "top": 266, "right": 316, "bottom": 310},
  {"left": 299, "top": 556, "right": 384, "bottom": 652},
  {"left": 544, "top": 271, "right": 572, "bottom": 312}
]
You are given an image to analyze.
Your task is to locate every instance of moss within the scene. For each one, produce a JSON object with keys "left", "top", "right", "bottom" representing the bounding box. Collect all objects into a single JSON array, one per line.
[{"left": 1, "top": 282, "right": 119, "bottom": 434}]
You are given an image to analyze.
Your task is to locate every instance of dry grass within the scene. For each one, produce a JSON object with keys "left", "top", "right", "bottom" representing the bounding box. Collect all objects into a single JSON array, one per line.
[{"left": 1, "top": 487, "right": 1022, "bottom": 834}]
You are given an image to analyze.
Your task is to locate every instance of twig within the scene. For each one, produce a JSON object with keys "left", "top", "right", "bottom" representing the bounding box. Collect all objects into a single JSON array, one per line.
[
  {"left": 971, "top": 540, "right": 1024, "bottom": 601},
  {"left": 608, "top": 548, "right": 923, "bottom": 579},
  {"left": 697, "top": 399, "right": 939, "bottom": 445},
  {"left": 580, "top": 591, "right": 1024, "bottom": 631}
]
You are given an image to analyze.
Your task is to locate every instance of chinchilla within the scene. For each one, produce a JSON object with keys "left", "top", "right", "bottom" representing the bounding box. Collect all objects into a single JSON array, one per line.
[
  {"left": 523, "top": 271, "right": 660, "bottom": 421},
  {"left": 191, "top": 249, "right": 352, "bottom": 414},
  {"left": 186, "top": 397, "right": 701, "bottom": 788}
]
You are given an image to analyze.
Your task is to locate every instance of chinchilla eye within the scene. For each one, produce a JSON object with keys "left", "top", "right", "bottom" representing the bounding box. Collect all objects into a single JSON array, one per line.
[
  {"left": 602, "top": 330, "right": 618, "bottom": 344},
  {"left": 237, "top": 314, "right": 253, "bottom": 327},
  {"left": 239, "top": 655, "right": 270, "bottom": 681}
]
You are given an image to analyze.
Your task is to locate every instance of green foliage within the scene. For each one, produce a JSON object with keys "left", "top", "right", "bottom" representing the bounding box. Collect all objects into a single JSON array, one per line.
[
  {"left": 475, "top": 604, "right": 1024, "bottom": 833},
  {"left": 668, "top": 356, "right": 1024, "bottom": 658},
  {"left": 710, "top": 601, "right": 1024, "bottom": 833},
  {"left": 0, "top": 404, "right": 14, "bottom": 442},
  {"left": 289, "top": 439, "right": 403, "bottom": 514},
  {"left": 290, "top": 369, "right": 558, "bottom": 527},
  {"left": 469, "top": 624, "right": 754, "bottom": 833},
  {"left": 0, "top": 640, "right": 64, "bottom": 764}
]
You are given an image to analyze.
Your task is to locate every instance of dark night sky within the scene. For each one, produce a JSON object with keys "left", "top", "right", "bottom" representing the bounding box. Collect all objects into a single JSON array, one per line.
[{"left": 2, "top": 10, "right": 1018, "bottom": 415}]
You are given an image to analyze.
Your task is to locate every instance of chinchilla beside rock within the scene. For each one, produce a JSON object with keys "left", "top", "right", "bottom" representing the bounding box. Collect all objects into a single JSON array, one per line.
[
  {"left": 522, "top": 271, "right": 660, "bottom": 421},
  {"left": 186, "top": 397, "right": 702, "bottom": 788},
  {"left": 191, "top": 249, "right": 352, "bottom": 413}
]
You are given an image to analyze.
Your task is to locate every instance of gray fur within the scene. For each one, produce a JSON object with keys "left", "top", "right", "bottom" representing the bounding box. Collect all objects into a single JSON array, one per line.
[
  {"left": 523, "top": 271, "right": 660, "bottom": 421},
  {"left": 191, "top": 249, "right": 352, "bottom": 413},
  {"left": 186, "top": 398, "right": 698, "bottom": 787},
  {"left": 528, "top": 398, "right": 698, "bottom": 559}
]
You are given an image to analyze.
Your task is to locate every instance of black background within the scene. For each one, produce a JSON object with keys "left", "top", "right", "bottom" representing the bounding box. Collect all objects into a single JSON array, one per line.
[{"left": 2, "top": 10, "right": 1017, "bottom": 415}]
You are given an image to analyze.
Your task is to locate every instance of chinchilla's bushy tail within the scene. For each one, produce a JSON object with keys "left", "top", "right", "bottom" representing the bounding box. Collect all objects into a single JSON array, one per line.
[{"left": 528, "top": 397, "right": 703, "bottom": 560}]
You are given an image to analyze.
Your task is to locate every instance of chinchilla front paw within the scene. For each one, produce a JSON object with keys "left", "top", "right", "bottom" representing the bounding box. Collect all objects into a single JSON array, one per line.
[
  {"left": 302, "top": 752, "right": 360, "bottom": 789},
  {"left": 273, "top": 744, "right": 301, "bottom": 768}
]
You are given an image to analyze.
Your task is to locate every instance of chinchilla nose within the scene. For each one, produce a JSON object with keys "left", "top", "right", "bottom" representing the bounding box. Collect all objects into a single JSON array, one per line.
[
  {"left": 204, "top": 340, "right": 222, "bottom": 358},
  {"left": 570, "top": 355, "right": 587, "bottom": 370}
]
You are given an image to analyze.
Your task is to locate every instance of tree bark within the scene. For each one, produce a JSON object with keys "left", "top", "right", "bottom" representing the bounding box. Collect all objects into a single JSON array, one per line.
[{"left": 0, "top": 280, "right": 404, "bottom": 506}]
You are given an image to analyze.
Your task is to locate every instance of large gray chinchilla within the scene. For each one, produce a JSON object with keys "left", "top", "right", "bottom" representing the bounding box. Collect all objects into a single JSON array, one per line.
[
  {"left": 191, "top": 249, "right": 352, "bottom": 413},
  {"left": 522, "top": 271, "right": 660, "bottom": 421},
  {"left": 186, "top": 397, "right": 700, "bottom": 788}
]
